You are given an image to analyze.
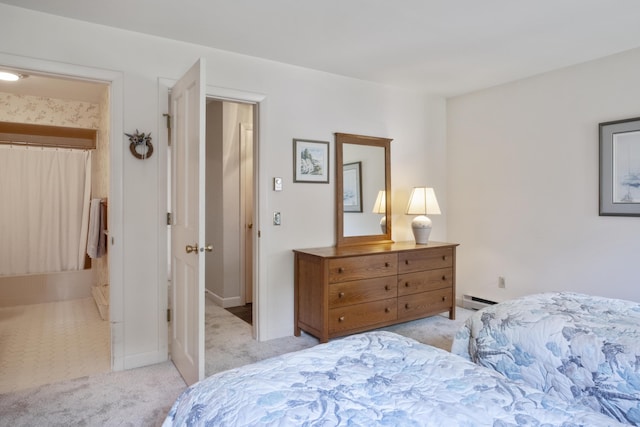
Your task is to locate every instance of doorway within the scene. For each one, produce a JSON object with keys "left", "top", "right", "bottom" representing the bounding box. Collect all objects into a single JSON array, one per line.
[
  {"left": 0, "top": 70, "right": 113, "bottom": 392},
  {"left": 203, "top": 99, "right": 256, "bottom": 360},
  {"left": 204, "top": 99, "right": 255, "bottom": 317}
]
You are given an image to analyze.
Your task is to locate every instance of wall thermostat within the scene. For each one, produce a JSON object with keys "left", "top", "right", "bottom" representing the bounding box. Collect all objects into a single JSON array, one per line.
[{"left": 274, "top": 177, "right": 283, "bottom": 191}]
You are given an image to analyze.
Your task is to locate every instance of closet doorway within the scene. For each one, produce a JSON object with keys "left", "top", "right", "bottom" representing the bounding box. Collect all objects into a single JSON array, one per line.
[{"left": 0, "top": 71, "right": 112, "bottom": 393}]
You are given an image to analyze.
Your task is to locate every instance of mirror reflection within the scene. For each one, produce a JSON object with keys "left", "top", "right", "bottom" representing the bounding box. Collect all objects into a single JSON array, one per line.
[
  {"left": 342, "top": 144, "right": 385, "bottom": 237},
  {"left": 335, "top": 133, "right": 392, "bottom": 247},
  {"left": 371, "top": 190, "right": 387, "bottom": 234}
]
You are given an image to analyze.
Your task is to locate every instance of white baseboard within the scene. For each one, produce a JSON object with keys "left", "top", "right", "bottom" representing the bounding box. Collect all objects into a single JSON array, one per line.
[
  {"left": 205, "top": 289, "right": 242, "bottom": 308},
  {"left": 123, "top": 350, "right": 168, "bottom": 370}
]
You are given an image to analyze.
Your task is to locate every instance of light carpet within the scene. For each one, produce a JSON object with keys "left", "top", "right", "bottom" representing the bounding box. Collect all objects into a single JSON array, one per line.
[{"left": 0, "top": 298, "right": 473, "bottom": 427}]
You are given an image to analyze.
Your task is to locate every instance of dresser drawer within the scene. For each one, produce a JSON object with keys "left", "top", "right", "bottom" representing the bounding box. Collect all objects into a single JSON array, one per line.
[
  {"left": 397, "top": 268, "right": 452, "bottom": 296},
  {"left": 398, "top": 288, "right": 452, "bottom": 320},
  {"left": 329, "top": 276, "right": 397, "bottom": 307},
  {"left": 329, "top": 253, "right": 397, "bottom": 283},
  {"left": 329, "top": 298, "right": 397, "bottom": 333},
  {"left": 398, "top": 248, "right": 453, "bottom": 274}
]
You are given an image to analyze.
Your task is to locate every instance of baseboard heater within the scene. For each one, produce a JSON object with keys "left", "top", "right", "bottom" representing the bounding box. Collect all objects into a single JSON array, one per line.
[{"left": 462, "top": 294, "right": 498, "bottom": 311}]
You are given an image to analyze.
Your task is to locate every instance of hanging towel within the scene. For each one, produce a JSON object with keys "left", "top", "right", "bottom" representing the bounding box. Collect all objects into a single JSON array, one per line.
[
  {"left": 98, "top": 203, "right": 107, "bottom": 257},
  {"left": 87, "top": 198, "right": 106, "bottom": 258},
  {"left": 97, "top": 200, "right": 107, "bottom": 258}
]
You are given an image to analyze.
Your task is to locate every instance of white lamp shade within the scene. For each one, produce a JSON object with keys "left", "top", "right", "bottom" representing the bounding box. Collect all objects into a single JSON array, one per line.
[
  {"left": 371, "top": 190, "right": 386, "bottom": 214},
  {"left": 406, "top": 187, "right": 441, "bottom": 215},
  {"left": 406, "top": 187, "right": 440, "bottom": 244}
]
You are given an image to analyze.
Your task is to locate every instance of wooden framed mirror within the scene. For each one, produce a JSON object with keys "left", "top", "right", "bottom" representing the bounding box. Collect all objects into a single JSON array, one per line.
[{"left": 335, "top": 132, "right": 392, "bottom": 247}]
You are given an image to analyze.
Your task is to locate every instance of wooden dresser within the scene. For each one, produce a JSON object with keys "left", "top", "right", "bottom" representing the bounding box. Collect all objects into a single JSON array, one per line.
[{"left": 293, "top": 241, "right": 458, "bottom": 342}]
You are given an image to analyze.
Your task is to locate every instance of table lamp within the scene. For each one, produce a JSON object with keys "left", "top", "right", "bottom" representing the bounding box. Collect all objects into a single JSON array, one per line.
[
  {"left": 371, "top": 190, "right": 386, "bottom": 233},
  {"left": 405, "top": 187, "right": 440, "bottom": 244}
]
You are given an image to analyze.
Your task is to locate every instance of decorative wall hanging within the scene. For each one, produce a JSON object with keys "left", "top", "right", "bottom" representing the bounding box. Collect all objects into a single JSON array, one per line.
[
  {"left": 293, "top": 138, "right": 329, "bottom": 183},
  {"left": 342, "top": 161, "right": 362, "bottom": 212},
  {"left": 599, "top": 117, "right": 640, "bottom": 216},
  {"left": 126, "top": 129, "right": 153, "bottom": 160}
]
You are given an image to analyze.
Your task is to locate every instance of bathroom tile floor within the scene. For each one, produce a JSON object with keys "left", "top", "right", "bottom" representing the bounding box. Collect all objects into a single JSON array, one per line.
[{"left": 0, "top": 297, "right": 110, "bottom": 394}]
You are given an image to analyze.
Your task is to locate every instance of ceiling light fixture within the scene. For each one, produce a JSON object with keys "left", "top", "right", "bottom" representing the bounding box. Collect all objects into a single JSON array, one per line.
[{"left": 0, "top": 71, "right": 25, "bottom": 82}]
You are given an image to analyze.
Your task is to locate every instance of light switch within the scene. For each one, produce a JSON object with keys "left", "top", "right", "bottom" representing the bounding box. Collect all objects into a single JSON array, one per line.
[
  {"left": 273, "top": 211, "right": 281, "bottom": 226},
  {"left": 274, "top": 177, "right": 283, "bottom": 191}
]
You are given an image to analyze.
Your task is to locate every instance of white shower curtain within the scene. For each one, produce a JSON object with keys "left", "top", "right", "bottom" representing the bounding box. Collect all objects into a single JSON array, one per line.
[{"left": 0, "top": 145, "right": 92, "bottom": 276}]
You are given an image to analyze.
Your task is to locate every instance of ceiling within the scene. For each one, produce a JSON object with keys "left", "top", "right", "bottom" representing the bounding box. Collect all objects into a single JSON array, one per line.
[
  {"left": 0, "top": 74, "right": 107, "bottom": 104},
  {"left": 2, "top": 0, "right": 640, "bottom": 97}
]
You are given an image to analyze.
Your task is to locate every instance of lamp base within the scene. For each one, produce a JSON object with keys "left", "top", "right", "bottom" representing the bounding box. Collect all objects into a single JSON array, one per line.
[
  {"left": 411, "top": 215, "right": 432, "bottom": 244},
  {"left": 380, "top": 216, "right": 387, "bottom": 234}
]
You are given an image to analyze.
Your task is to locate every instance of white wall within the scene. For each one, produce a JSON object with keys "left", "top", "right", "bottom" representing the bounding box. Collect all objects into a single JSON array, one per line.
[
  {"left": 0, "top": 4, "right": 447, "bottom": 367},
  {"left": 448, "top": 47, "right": 640, "bottom": 304}
]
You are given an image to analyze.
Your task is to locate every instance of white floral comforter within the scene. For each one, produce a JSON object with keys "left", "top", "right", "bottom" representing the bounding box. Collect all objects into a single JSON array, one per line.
[
  {"left": 452, "top": 292, "right": 640, "bottom": 425},
  {"left": 164, "top": 330, "right": 623, "bottom": 426}
]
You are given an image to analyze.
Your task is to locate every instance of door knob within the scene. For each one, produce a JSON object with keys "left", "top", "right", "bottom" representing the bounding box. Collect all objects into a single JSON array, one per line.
[
  {"left": 185, "top": 244, "right": 198, "bottom": 254},
  {"left": 202, "top": 244, "right": 213, "bottom": 252}
]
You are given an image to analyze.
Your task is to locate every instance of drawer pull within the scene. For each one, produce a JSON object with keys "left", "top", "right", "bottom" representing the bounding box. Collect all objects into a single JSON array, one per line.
[
  {"left": 405, "top": 282, "right": 410, "bottom": 287},
  {"left": 385, "top": 285, "right": 391, "bottom": 291},
  {"left": 405, "top": 303, "right": 410, "bottom": 309},
  {"left": 385, "top": 307, "right": 391, "bottom": 313},
  {"left": 338, "top": 292, "right": 345, "bottom": 298},
  {"left": 442, "top": 296, "right": 447, "bottom": 301},
  {"left": 338, "top": 316, "right": 345, "bottom": 322},
  {"left": 385, "top": 262, "right": 390, "bottom": 267},
  {"left": 442, "top": 256, "right": 447, "bottom": 261},
  {"left": 338, "top": 267, "right": 344, "bottom": 273},
  {"left": 405, "top": 260, "right": 410, "bottom": 265},
  {"left": 442, "top": 275, "right": 447, "bottom": 281}
]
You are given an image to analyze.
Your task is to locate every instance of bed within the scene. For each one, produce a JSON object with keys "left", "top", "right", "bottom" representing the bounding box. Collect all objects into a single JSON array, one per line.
[
  {"left": 451, "top": 292, "right": 640, "bottom": 425},
  {"left": 163, "top": 330, "right": 623, "bottom": 426}
]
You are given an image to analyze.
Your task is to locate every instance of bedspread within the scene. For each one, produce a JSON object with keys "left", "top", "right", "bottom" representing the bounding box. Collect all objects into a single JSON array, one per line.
[
  {"left": 164, "top": 330, "right": 623, "bottom": 426},
  {"left": 451, "top": 292, "right": 640, "bottom": 425}
]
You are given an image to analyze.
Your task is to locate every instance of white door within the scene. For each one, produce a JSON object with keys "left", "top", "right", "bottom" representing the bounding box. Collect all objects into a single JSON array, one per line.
[
  {"left": 240, "top": 122, "right": 254, "bottom": 304},
  {"left": 170, "top": 58, "right": 206, "bottom": 386}
]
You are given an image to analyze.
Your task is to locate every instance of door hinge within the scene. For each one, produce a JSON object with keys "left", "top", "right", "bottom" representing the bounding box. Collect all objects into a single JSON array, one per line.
[
  {"left": 167, "top": 308, "right": 171, "bottom": 322},
  {"left": 167, "top": 212, "right": 172, "bottom": 225},
  {"left": 163, "top": 113, "right": 172, "bottom": 146}
]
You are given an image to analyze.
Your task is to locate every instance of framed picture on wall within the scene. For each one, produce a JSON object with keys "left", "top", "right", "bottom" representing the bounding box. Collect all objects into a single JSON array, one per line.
[
  {"left": 343, "top": 161, "right": 362, "bottom": 212},
  {"left": 293, "top": 139, "right": 330, "bottom": 183},
  {"left": 599, "top": 117, "right": 640, "bottom": 216}
]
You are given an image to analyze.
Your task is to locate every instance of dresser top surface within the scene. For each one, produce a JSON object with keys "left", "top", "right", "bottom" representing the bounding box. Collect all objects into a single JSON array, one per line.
[{"left": 293, "top": 241, "right": 458, "bottom": 258}]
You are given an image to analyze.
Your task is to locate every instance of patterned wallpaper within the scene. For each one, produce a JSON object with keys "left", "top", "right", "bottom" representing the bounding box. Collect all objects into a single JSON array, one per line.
[{"left": 0, "top": 92, "right": 100, "bottom": 129}]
